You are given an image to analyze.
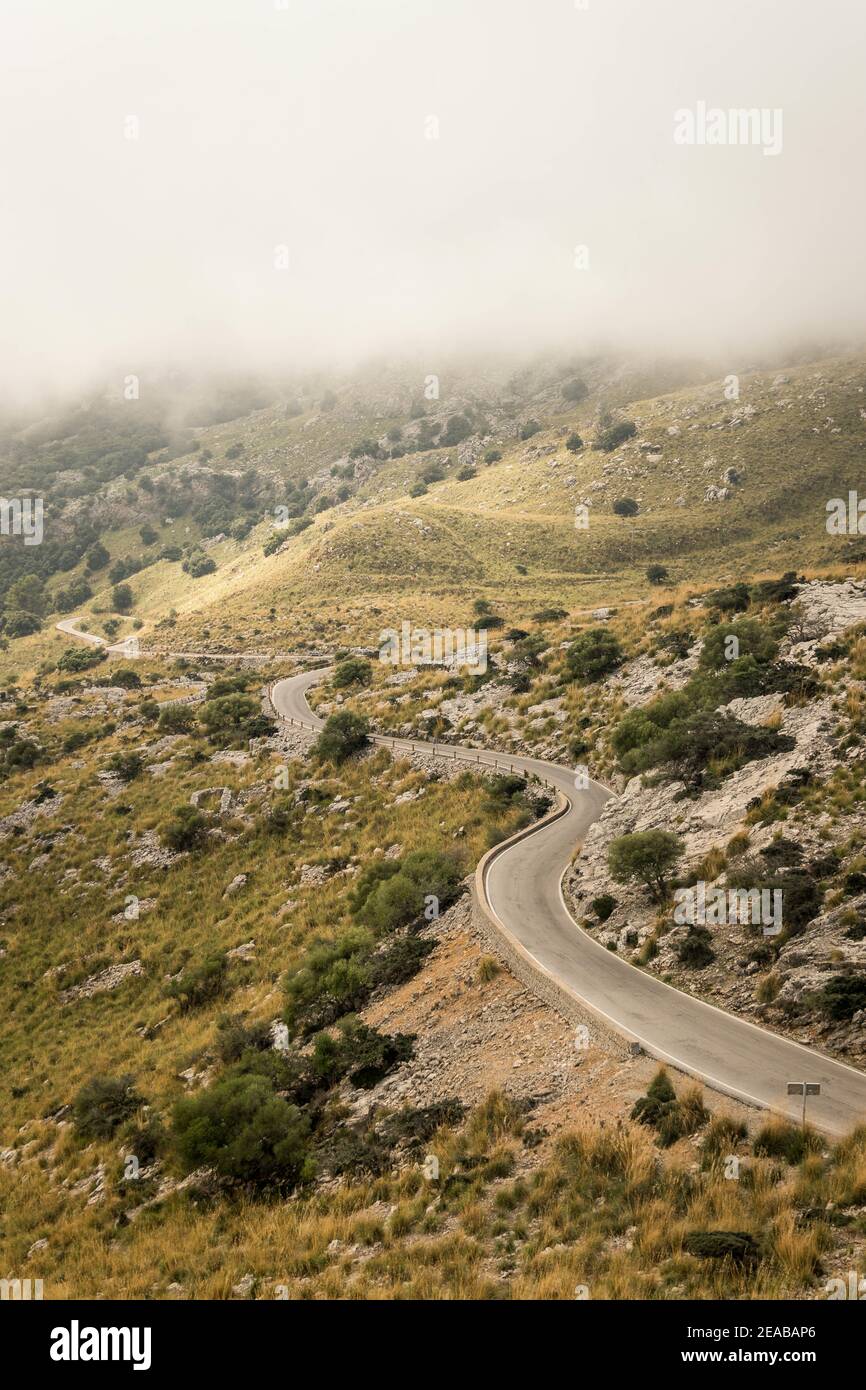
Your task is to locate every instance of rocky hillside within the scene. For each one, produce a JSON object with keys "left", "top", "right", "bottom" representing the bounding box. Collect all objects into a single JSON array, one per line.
[{"left": 3, "top": 348, "right": 866, "bottom": 1301}]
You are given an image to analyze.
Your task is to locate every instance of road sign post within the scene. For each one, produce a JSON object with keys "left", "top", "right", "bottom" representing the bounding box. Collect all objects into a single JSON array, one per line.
[{"left": 787, "top": 1081, "right": 821, "bottom": 1129}]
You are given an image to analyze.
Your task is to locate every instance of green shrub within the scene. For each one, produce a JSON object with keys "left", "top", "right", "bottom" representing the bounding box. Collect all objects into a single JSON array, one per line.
[
  {"left": 199, "top": 693, "right": 272, "bottom": 743},
  {"left": 817, "top": 973, "right": 866, "bottom": 1022},
  {"left": 86, "top": 542, "right": 110, "bottom": 571},
  {"left": 263, "top": 530, "right": 286, "bottom": 556},
  {"left": 0, "top": 732, "right": 42, "bottom": 776},
  {"left": 107, "top": 752, "right": 142, "bottom": 782},
  {"left": 167, "top": 953, "right": 229, "bottom": 1012},
  {"left": 749, "top": 572, "right": 798, "bottom": 606},
  {"left": 172, "top": 1072, "right": 312, "bottom": 1191},
  {"left": 107, "top": 667, "right": 141, "bottom": 689},
  {"left": 565, "top": 628, "right": 623, "bottom": 683},
  {"left": 3, "top": 610, "right": 42, "bottom": 637},
  {"left": 215, "top": 1013, "right": 272, "bottom": 1064},
  {"left": 284, "top": 928, "right": 375, "bottom": 1034},
  {"left": 73, "top": 1074, "right": 143, "bottom": 1139},
  {"left": 616, "top": 708, "right": 794, "bottom": 788},
  {"left": 332, "top": 657, "right": 372, "bottom": 688},
  {"left": 608, "top": 830, "right": 683, "bottom": 901},
  {"left": 112, "top": 583, "right": 134, "bottom": 613},
  {"left": 630, "top": 1068, "right": 676, "bottom": 1125},
  {"left": 310, "top": 1019, "right": 414, "bottom": 1090},
  {"left": 121, "top": 1115, "right": 167, "bottom": 1169},
  {"left": 313, "top": 711, "right": 370, "bottom": 764},
  {"left": 369, "top": 933, "right": 435, "bottom": 990},
  {"left": 351, "top": 849, "right": 461, "bottom": 933},
  {"left": 440, "top": 415, "right": 473, "bottom": 446},
  {"left": 562, "top": 378, "right": 588, "bottom": 402},
  {"left": 683, "top": 1231, "right": 760, "bottom": 1264},
  {"left": 182, "top": 551, "right": 217, "bottom": 578},
  {"left": 157, "top": 703, "right": 196, "bottom": 733},
  {"left": 631, "top": 1069, "right": 708, "bottom": 1147},
  {"left": 676, "top": 924, "right": 715, "bottom": 968},
  {"left": 726, "top": 860, "right": 821, "bottom": 936},
  {"left": 591, "top": 894, "right": 617, "bottom": 922},
  {"left": 54, "top": 577, "right": 93, "bottom": 612},
  {"left": 754, "top": 1120, "right": 821, "bottom": 1164},
  {"left": 595, "top": 420, "right": 636, "bottom": 451},
  {"left": 706, "top": 583, "right": 750, "bottom": 614},
  {"left": 698, "top": 618, "right": 779, "bottom": 672},
  {"left": 162, "top": 804, "right": 209, "bottom": 852},
  {"left": 56, "top": 646, "right": 107, "bottom": 674}
]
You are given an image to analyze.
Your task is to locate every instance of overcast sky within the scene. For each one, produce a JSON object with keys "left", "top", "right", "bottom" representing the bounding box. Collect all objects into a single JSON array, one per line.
[{"left": 1, "top": 0, "right": 864, "bottom": 397}]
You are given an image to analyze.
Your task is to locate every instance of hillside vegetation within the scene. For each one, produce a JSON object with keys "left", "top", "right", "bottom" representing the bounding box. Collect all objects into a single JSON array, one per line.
[{"left": 3, "top": 348, "right": 866, "bottom": 1300}]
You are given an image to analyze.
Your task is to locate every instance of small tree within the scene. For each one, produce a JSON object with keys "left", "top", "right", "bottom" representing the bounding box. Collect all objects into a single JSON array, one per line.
[
  {"left": 333, "top": 658, "right": 372, "bottom": 688},
  {"left": 173, "top": 1072, "right": 312, "bottom": 1192},
  {"left": 57, "top": 645, "right": 106, "bottom": 673},
  {"left": 646, "top": 564, "right": 668, "bottom": 585},
  {"left": 608, "top": 830, "right": 683, "bottom": 901},
  {"left": 612, "top": 497, "right": 639, "bottom": 518},
  {"left": 3, "top": 610, "right": 42, "bottom": 637},
  {"left": 565, "top": 432, "right": 584, "bottom": 453},
  {"left": 565, "top": 628, "right": 623, "bottom": 683},
  {"left": 112, "top": 583, "right": 134, "bottom": 613},
  {"left": 314, "top": 711, "right": 369, "bottom": 764},
  {"left": 182, "top": 551, "right": 217, "bottom": 578},
  {"left": 199, "top": 693, "right": 263, "bottom": 740},
  {"left": 86, "top": 542, "right": 110, "bottom": 572},
  {"left": 157, "top": 703, "right": 196, "bottom": 734},
  {"left": 6, "top": 575, "right": 47, "bottom": 616}
]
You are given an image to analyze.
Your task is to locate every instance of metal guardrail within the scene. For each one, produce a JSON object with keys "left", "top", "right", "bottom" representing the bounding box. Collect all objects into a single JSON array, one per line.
[{"left": 279, "top": 708, "right": 556, "bottom": 791}]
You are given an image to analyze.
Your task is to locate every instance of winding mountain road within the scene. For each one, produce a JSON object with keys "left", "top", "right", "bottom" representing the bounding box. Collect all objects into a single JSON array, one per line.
[
  {"left": 54, "top": 607, "right": 866, "bottom": 1137},
  {"left": 271, "top": 668, "right": 866, "bottom": 1137}
]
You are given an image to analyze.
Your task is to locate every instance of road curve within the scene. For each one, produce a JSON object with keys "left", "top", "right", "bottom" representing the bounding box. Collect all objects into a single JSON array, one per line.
[{"left": 271, "top": 668, "right": 866, "bottom": 1137}]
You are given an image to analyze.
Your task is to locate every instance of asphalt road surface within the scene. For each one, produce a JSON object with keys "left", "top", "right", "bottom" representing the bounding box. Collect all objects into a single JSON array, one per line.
[{"left": 271, "top": 667, "right": 866, "bottom": 1137}]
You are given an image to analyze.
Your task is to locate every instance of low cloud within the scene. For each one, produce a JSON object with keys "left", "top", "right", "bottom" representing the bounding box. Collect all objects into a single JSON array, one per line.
[{"left": 1, "top": 0, "right": 865, "bottom": 399}]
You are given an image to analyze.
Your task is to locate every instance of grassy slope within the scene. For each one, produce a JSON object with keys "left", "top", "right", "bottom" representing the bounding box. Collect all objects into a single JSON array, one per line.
[
  {"left": 3, "top": 349, "right": 866, "bottom": 1298},
  {"left": 147, "top": 350, "right": 866, "bottom": 653}
]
